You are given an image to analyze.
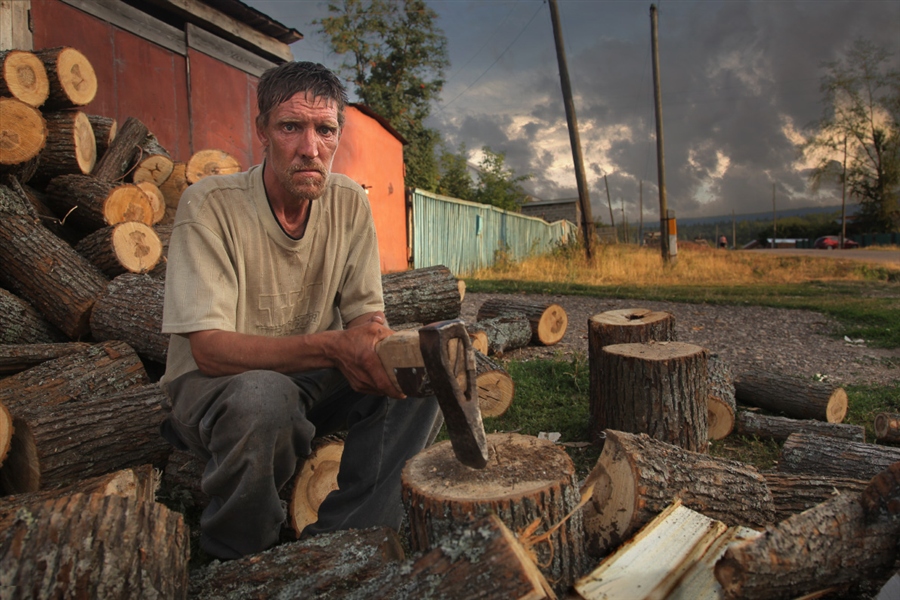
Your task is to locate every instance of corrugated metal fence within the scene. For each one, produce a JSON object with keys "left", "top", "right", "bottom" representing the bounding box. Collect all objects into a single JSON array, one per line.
[{"left": 409, "top": 189, "right": 578, "bottom": 276}]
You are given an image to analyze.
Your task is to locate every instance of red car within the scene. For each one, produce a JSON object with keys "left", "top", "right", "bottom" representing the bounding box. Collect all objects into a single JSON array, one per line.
[{"left": 813, "top": 236, "right": 859, "bottom": 249}]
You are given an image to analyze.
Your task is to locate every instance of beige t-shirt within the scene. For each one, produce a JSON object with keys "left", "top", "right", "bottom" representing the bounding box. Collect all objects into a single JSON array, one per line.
[{"left": 161, "top": 165, "right": 384, "bottom": 384}]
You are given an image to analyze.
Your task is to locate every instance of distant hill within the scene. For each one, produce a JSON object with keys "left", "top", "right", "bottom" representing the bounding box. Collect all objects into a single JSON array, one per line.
[{"left": 675, "top": 204, "right": 857, "bottom": 227}]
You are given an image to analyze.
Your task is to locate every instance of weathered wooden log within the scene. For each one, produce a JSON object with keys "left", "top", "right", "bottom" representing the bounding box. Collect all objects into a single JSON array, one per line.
[
  {"left": 474, "top": 349, "right": 515, "bottom": 418},
  {"left": 0, "top": 179, "right": 38, "bottom": 217},
  {"left": 761, "top": 471, "right": 869, "bottom": 521},
  {"left": 44, "top": 173, "right": 153, "bottom": 234},
  {"left": 715, "top": 462, "right": 900, "bottom": 600},
  {"left": 149, "top": 222, "right": 172, "bottom": 278},
  {"left": 734, "top": 368, "right": 848, "bottom": 423},
  {"left": 75, "top": 222, "right": 163, "bottom": 277},
  {"left": 87, "top": 114, "right": 117, "bottom": 158},
  {"left": 0, "top": 492, "right": 189, "bottom": 600},
  {"left": 131, "top": 134, "right": 174, "bottom": 186},
  {"left": 288, "top": 437, "right": 344, "bottom": 536},
  {"left": 875, "top": 412, "right": 900, "bottom": 445},
  {"left": 0, "top": 341, "right": 151, "bottom": 493},
  {"left": 0, "top": 402, "right": 11, "bottom": 467},
  {"left": 30, "top": 110, "right": 96, "bottom": 184},
  {"left": 707, "top": 353, "right": 736, "bottom": 440},
  {"left": 476, "top": 312, "right": 533, "bottom": 356},
  {"left": 0, "top": 49, "right": 49, "bottom": 107},
  {"left": 91, "top": 116, "right": 149, "bottom": 182},
  {"left": 735, "top": 410, "right": 866, "bottom": 443},
  {"left": 186, "top": 148, "right": 241, "bottom": 184},
  {"left": 190, "top": 526, "right": 405, "bottom": 600},
  {"left": 158, "top": 161, "right": 188, "bottom": 223},
  {"left": 0, "top": 342, "right": 92, "bottom": 375},
  {"left": 35, "top": 46, "right": 98, "bottom": 110},
  {"left": 0, "top": 97, "right": 45, "bottom": 179},
  {"left": 381, "top": 265, "right": 462, "bottom": 326},
  {"left": 0, "top": 287, "right": 66, "bottom": 344},
  {"left": 10, "top": 177, "right": 74, "bottom": 241},
  {"left": 0, "top": 212, "right": 108, "bottom": 338},
  {"left": 476, "top": 297, "right": 568, "bottom": 346},
  {"left": 161, "top": 449, "right": 206, "bottom": 508},
  {"left": 582, "top": 429, "right": 774, "bottom": 557},
  {"left": 594, "top": 342, "right": 709, "bottom": 452},
  {"left": 402, "top": 432, "right": 584, "bottom": 595},
  {"left": 778, "top": 432, "right": 900, "bottom": 480},
  {"left": 136, "top": 180, "right": 166, "bottom": 224},
  {"left": 89, "top": 273, "right": 169, "bottom": 364}
]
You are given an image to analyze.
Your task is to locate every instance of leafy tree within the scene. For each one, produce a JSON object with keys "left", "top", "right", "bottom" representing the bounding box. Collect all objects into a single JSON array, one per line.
[
  {"left": 472, "top": 147, "right": 532, "bottom": 212},
  {"left": 436, "top": 143, "right": 474, "bottom": 200},
  {"left": 804, "top": 39, "right": 900, "bottom": 233},
  {"left": 318, "top": 0, "right": 449, "bottom": 191}
]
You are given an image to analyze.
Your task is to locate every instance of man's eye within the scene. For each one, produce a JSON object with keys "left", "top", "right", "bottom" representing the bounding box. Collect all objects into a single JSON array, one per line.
[
  {"left": 318, "top": 126, "right": 336, "bottom": 136},
  {"left": 283, "top": 123, "right": 296, "bottom": 132}
]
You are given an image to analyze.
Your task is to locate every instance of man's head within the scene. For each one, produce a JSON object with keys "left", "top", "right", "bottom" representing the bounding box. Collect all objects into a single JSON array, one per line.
[{"left": 256, "top": 61, "right": 349, "bottom": 131}]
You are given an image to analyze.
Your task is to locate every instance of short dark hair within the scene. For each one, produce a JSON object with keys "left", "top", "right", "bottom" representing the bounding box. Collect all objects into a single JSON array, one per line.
[{"left": 256, "top": 61, "right": 349, "bottom": 129}]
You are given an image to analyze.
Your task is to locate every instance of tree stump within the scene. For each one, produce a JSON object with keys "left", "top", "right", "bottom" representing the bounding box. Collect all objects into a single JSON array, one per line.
[
  {"left": 45, "top": 174, "right": 153, "bottom": 234},
  {"left": 0, "top": 342, "right": 92, "bottom": 375},
  {"left": 87, "top": 114, "right": 117, "bottom": 158},
  {"left": 89, "top": 273, "right": 169, "bottom": 364},
  {"left": 476, "top": 297, "right": 568, "bottom": 346},
  {"left": 75, "top": 222, "right": 163, "bottom": 277},
  {"left": 761, "top": 471, "right": 868, "bottom": 522},
  {"left": 581, "top": 429, "right": 774, "bottom": 557},
  {"left": 734, "top": 368, "right": 848, "bottom": 423},
  {"left": 0, "top": 50, "right": 50, "bottom": 107},
  {"left": 594, "top": 341, "right": 709, "bottom": 451},
  {"left": 401, "top": 432, "right": 584, "bottom": 596},
  {"left": 30, "top": 110, "right": 96, "bottom": 184},
  {"left": 35, "top": 46, "right": 98, "bottom": 110},
  {"left": 288, "top": 437, "right": 344, "bottom": 536},
  {"left": 0, "top": 492, "right": 189, "bottom": 600},
  {"left": 0, "top": 287, "right": 66, "bottom": 344},
  {"left": 734, "top": 411, "right": 866, "bottom": 443},
  {"left": 875, "top": 412, "right": 900, "bottom": 444},
  {"left": 381, "top": 265, "right": 462, "bottom": 325},
  {"left": 91, "top": 116, "right": 148, "bottom": 182},
  {"left": 778, "top": 432, "right": 900, "bottom": 480},
  {"left": 186, "top": 148, "right": 241, "bottom": 183},
  {"left": 474, "top": 349, "right": 515, "bottom": 418},
  {"left": 0, "top": 97, "right": 45, "bottom": 179},
  {"left": 476, "top": 312, "right": 533, "bottom": 356},
  {"left": 131, "top": 133, "right": 173, "bottom": 186},
  {"left": 707, "top": 353, "right": 736, "bottom": 440}
]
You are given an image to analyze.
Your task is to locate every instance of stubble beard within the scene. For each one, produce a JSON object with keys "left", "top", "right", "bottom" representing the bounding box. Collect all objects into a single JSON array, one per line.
[{"left": 275, "top": 160, "right": 329, "bottom": 203}]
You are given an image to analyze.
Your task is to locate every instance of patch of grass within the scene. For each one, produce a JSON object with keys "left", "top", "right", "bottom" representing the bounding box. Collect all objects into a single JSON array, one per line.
[{"left": 846, "top": 382, "right": 900, "bottom": 441}]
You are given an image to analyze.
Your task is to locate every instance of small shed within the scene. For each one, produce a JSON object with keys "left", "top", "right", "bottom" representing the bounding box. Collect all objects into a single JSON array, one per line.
[{"left": 520, "top": 197, "right": 580, "bottom": 224}]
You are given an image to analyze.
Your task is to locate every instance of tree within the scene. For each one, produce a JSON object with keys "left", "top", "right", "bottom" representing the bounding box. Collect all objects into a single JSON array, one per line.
[
  {"left": 318, "top": 0, "right": 449, "bottom": 191},
  {"left": 472, "top": 147, "right": 532, "bottom": 212},
  {"left": 436, "top": 143, "right": 474, "bottom": 200},
  {"left": 804, "top": 39, "right": 900, "bottom": 233}
]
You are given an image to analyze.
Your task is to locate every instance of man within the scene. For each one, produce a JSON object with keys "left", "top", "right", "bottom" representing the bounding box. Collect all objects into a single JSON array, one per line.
[{"left": 159, "top": 61, "right": 439, "bottom": 560}]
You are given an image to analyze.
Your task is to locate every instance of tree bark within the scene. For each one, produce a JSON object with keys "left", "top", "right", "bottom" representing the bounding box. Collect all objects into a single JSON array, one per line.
[
  {"left": 734, "top": 368, "right": 848, "bottom": 423},
  {"left": 734, "top": 410, "right": 865, "bottom": 443},
  {"left": 875, "top": 412, "right": 900, "bottom": 445},
  {"left": 87, "top": 114, "right": 116, "bottom": 159},
  {"left": 0, "top": 212, "right": 108, "bottom": 338},
  {"left": 474, "top": 349, "right": 515, "bottom": 418},
  {"left": 45, "top": 173, "right": 153, "bottom": 234},
  {"left": 402, "top": 432, "right": 584, "bottom": 596},
  {"left": 761, "top": 471, "right": 868, "bottom": 522},
  {"left": 477, "top": 312, "right": 533, "bottom": 356},
  {"left": 30, "top": 110, "right": 96, "bottom": 184},
  {"left": 381, "top": 265, "right": 462, "bottom": 326},
  {"left": 476, "top": 297, "right": 568, "bottom": 346},
  {"left": 0, "top": 97, "right": 45, "bottom": 179},
  {"left": 0, "top": 287, "right": 66, "bottom": 345},
  {"left": 149, "top": 222, "right": 172, "bottom": 278},
  {"left": 595, "top": 342, "right": 709, "bottom": 452},
  {"left": 0, "top": 492, "right": 189, "bottom": 600},
  {"left": 0, "top": 342, "right": 92, "bottom": 375},
  {"left": 131, "top": 133, "right": 173, "bottom": 186},
  {"left": 582, "top": 429, "right": 774, "bottom": 558},
  {"left": 75, "top": 222, "right": 163, "bottom": 277},
  {"left": 715, "top": 462, "right": 900, "bottom": 600},
  {"left": 0, "top": 49, "right": 50, "bottom": 107},
  {"left": 778, "top": 432, "right": 900, "bottom": 480},
  {"left": 89, "top": 273, "right": 168, "bottom": 364},
  {"left": 91, "top": 116, "right": 148, "bottom": 182},
  {"left": 161, "top": 449, "right": 206, "bottom": 509},
  {"left": 186, "top": 148, "right": 242, "bottom": 183},
  {"left": 35, "top": 46, "right": 98, "bottom": 110},
  {"left": 707, "top": 353, "right": 736, "bottom": 440}
]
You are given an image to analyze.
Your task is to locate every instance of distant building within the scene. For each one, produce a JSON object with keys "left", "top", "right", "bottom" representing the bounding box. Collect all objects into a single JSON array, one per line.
[{"left": 521, "top": 197, "right": 580, "bottom": 224}]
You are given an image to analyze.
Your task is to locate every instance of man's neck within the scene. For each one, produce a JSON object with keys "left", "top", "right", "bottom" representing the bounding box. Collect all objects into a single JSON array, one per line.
[{"left": 262, "top": 165, "right": 313, "bottom": 239}]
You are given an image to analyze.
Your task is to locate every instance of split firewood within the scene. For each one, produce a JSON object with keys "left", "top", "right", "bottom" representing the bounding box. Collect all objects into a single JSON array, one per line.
[
  {"left": 0, "top": 286, "right": 66, "bottom": 345},
  {"left": 593, "top": 342, "right": 709, "bottom": 452},
  {"left": 30, "top": 110, "right": 96, "bottom": 184},
  {"left": 91, "top": 116, "right": 149, "bottom": 182},
  {"left": 761, "top": 471, "right": 868, "bottom": 521},
  {"left": 0, "top": 492, "right": 189, "bottom": 600},
  {"left": 581, "top": 429, "right": 774, "bottom": 557},
  {"left": 402, "top": 432, "right": 584, "bottom": 595},
  {"left": 476, "top": 297, "right": 568, "bottom": 346},
  {"left": 382, "top": 265, "right": 462, "bottom": 326},
  {"left": 0, "top": 342, "right": 92, "bottom": 375},
  {"left": 707, "top": 353, "right": 736, "bottom": 440},
  {"left": 131, "top": 133, "right": 173, "bottom": 186},
  {"left": 190, "top": 526, "right": 405, "bottom": 600},
  {"left": 734, "top": 368, "right": 848, "bottom": 423},
  {"left": 0, "top": 97, "right": 46, "bottom": 181},
  {"left": 0, "top": 49, "right": 50, "bottom": 107},
  {"left": 75, "top": 222, "right": 163, "bottom": 277},
  {"left": 715, "top": 461, "right": 900, "bottom": 600},
  {"left": 0, "top": 341, "right": 152, "bottom": 493},
  {"left": 158, "top": 161, "right": 188, "bottom": 222},
  {"left": 87, "top": 114, "right": 117, "bottom": 158},
  {"left": 475, "top": 312, "right": 533, "bottom": 356},
  {"left": 0, "top": 211, "right": 108, "bottom": 338},
  {"left": 778, "top": 432, "right": 900, "bottom": 480},
  {"left": 89, "top": 273, "right": 168, "bottom": 364},
  {"left": 0, "top": 402, "right": 11, "bottom": 467},
  {"left": 186, "top": 148, "right": 241, "bottom": 184},
  {"left": 466, "top": 326, "right": 489, "bottom": 354},
  {"left": 136, "top": 180, "right": 166, "bottom": 223},
  {"left": 288, "top": 437, "right": 344, "bottom": 537},
  {"left": 34, "top": 46, "right": 98, "bottom": 110},
  {"left": 875, "top": 412, "right": 900, "bottom": 444},
  {"left": 45, "top": 173, "right": 153, "bottom": 234},
  {"left": 734, "top": 410, "right": 866, "bottom": 443},
  {"left": 474, "top": 349, "right": 515, "bottom": 418}
]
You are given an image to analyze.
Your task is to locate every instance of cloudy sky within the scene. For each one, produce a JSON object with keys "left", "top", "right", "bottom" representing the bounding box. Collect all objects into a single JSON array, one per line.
[{"left": 245, "top": 0, "right": 900, "bottom": 223}]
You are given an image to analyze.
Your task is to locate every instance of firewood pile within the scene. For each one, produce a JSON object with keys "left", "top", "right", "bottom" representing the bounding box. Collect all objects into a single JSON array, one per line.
[{"left": 2, "top": 46, "right": 898, "bottom": 599}]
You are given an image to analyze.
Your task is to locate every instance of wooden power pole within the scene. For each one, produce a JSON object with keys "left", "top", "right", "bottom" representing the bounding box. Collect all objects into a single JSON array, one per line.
[
  {"left": 650, "top": 4, "right": 672, "bottom": 264},
  {"left": 772, "top": 183, "right": 777, "bottom": 248},
  {"left": 549, "top": 0, "right": 594, "bottom": 259}
]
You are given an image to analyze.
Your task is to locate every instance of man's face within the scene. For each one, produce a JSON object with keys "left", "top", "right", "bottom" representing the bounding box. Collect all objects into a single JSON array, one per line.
[{"left": 257, "top": 91, "right": 341, "bottom": 203}]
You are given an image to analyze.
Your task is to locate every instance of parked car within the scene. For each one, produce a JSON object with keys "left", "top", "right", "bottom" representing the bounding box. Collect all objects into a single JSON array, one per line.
[{"left": 813, "top": 236, "right": 859, "bottom": 249}]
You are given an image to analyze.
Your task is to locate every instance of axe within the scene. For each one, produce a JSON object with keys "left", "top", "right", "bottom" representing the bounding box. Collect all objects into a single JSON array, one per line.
[{"left": 375, "top": 319, "right": 490, "bottom": 469}]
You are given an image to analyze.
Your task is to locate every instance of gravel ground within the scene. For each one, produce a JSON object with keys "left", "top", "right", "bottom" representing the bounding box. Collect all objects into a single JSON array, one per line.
[{"left": 461, "top": 292, "right": 900, "bottom": 387}]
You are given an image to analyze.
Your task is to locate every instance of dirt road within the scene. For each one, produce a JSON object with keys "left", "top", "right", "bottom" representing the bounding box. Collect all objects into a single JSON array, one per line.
[{"left": 742, "top": 247, "right": 899, "bottom": 267}]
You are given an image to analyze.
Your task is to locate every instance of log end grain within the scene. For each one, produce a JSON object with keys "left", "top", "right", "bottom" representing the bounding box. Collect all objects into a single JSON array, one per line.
[
  {"left": 826, "top": 387, "right": 849, "bottom": 424},
  {"left": 111, "top": 221, "right": 163, "bottom": 273},
  {"left": 0, "top": 97, "right": 46, "bottom": 165},
  {"left": 536, "top": 302, "right": 567, "bottom": 346},
  {"left": 135, "top": 181, "right": 166, "bottom": 224},
  {"left": 589, "top": 307, "right": 672, "bottom": 328},
  {"left": 133, "top": 155, "right": 175, "bottom": 187},
  {"left": 2, "top": 50, "right": 50, "bottom": 107},
  {"left": 289, "top": 440, "right": 344, "bottom": 536},
  {"left": 0, "top": 417, "right": 40, "bottom": 494},
  {"left": 186, "top": 149, "right": 241, "bottom": 184},
  {"left": 477, "top": 370, "right": 515, "bottom": 418},
  {"left": 708, "top": 395, "right": 736, "bottom": 440},
  {"left": 47, "top": 47, "right": 98, "bottom": 107},
  {"left": 105, "top": 184, "right": 154, "bottom": 226},
  {"left": 0, "top": 403, "right": 12, "bottom": 466},
  {"left": 875, "top": 412, "right": 900, "bottom": 444}
]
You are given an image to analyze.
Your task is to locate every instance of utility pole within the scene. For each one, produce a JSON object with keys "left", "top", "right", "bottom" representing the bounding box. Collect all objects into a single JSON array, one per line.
[
  {"left": 604, "top": 173, "right": 615, "bottom": 228},
  {"left": 732, "top": 208, "right": 736, "bottom": 250},
  {"left": 841, "top": 136, "right": 848, "bottom": 249},
  {"left": 772, "top": 183, "right": 777, "bottom": 248},
  {"left": 639, "top": 180, "right": 644, "bottom": 245},
  {"left": 650, "top": 4, "right": 671, "bottom": 264},
  {"left": 622, "top": 199, "right": 628, "bottom": 243},
  {"left": 549, "top": 0, "right": 594, "bottom": 259}
]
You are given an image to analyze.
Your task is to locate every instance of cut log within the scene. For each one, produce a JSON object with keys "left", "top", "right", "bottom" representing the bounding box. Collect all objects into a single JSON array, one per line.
[
  {"left": 161, "top": 449, "right": 206, "bottom": 509},
  {"left": 0, "top": 179, "right": 38, "bottom": 217},
  {"left": 382, "top": 265, "right": 462, "bottom": 325},
  {"left": 734, "top": 368, "right": 848, "bottom": 423},
  {"left": 778, "top": 432, "right": 900, "bottom": 480},
  {"left": 0, "top": 341, "right": 152, "bottom": 492},
  {"left": 35, "top": 46, "right": 98, "bottom": 110},
  {"left": 149, "top": 222, "right": 172, "bottom": 278},
  {"left": 0, "top": 492, "right": 189, "bottom": 600},
  {"left": 91, "top": 116, "right": 149, "bottom": 182},
  {"left": 476, "top": 297, "right": 568, "bottom": 346},
  {"left": 581, "top": 429, "right": 774, "bottom": 557},
  {"left": 0, "top": 97, "right": 46, "bottom": 178},
  {"left": 402, "top": 432, "right": 584, "bottom": 595},
  {"left": 474, "top": 349, "right": 515, "bottom": 418},
  {"left": 0, "top": 402, "right": 10, "bottom": 467},
  {"left": 594, "top": 342, "right": 709, "bottom": 452},
  {"left": 136, "top": 180, "right": 166, "bottom": 223},
  {"left": 476, "top": 312, "right": 533, "bottom": 356},
  {"left": 131, "top": 134, "right": 173, "bottom": 186},
  {"left": 715, "top": 462, "right": 900, "bottom": 600},
  {"left": 466, "top": 326, "right": 489, "bottom": 355},
  {"left": 45, "top": 173, "right": 153, "bottom": 234},
  {"left": 11, "top": 178, "right": 73, "bottom": 241},
  {"left": 707, "top": 353, "right": 736, "bottom": 440},
  {"left": 189, "top": 526, "right": 405, "bottom": 600},
  {"left": 0, "top": 212, "right": 108, "bottom": 338},
  {"left": 875, "top": 412, "right": 900, "bottom": 445},
  {"left": 0, "top": 50, "right": 49, "bottom": 107},
  {"left": 186, "top": 148, "right": 241, "bottom": 183},
  {"left": 30, "top": 110, "right": 96, "bottom": 184},
  {"left": 158, "top": 161, "right": 188, "bottom": 223},
  {"left": 89, "top": 273, "right": 168, "bottom": 364},
  {"left": 734, "top": 410, "right": 865, "bottom": 443},
  {"left": 0, "top": 287, "right": 66, "bottom": 344},
  {"left": 87, "top": 114, "right": 116, "bottom": 158},
  {"left": 0, "top": 342, "right": 92, "bottom": 375},
  {"left": 75, "top": 222, "right": 163, "bottom": 277},
  {"left": 761, "top": 471, "right": 869, "bottom": 521},
  {"left": 288, "top": 437, "right": 344, "bottom": 536}
]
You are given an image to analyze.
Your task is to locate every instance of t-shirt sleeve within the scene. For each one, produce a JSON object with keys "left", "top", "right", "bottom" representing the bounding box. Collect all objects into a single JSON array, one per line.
[{"left": 337, "top": 200, "right": 385, "bottom": 325}]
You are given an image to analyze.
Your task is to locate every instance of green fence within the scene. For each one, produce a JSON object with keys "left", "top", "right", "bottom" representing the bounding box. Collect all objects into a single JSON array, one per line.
[{"left": 410, "top": 189, "right": 578, "bottom": 276}]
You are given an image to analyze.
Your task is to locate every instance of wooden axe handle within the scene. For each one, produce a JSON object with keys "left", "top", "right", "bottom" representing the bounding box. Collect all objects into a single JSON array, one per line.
[{"left": 375, "top": 330, "right": 464, "bottom": 397}]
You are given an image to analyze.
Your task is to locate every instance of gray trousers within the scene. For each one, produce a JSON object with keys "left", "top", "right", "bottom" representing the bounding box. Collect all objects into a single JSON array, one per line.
[{"left": 161, "top": 368, "right": 439, "bottom": 559}]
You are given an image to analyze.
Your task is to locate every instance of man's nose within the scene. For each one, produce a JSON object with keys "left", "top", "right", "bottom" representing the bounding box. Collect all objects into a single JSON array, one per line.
[{"left": 295, "top": 128, "right": 319, "bottom": 158}]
